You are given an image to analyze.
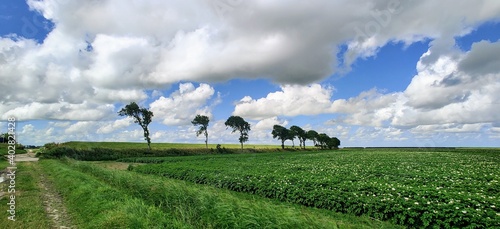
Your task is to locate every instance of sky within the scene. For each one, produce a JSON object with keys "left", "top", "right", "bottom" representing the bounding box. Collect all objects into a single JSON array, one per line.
[{"left": 1, "top": 0, "right": 500, "bottom": 147}]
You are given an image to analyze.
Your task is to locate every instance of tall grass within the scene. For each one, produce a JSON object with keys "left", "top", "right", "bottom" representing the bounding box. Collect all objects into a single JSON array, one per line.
[{"left": 39, "top": 160, "right": 182, "bottom": 228}]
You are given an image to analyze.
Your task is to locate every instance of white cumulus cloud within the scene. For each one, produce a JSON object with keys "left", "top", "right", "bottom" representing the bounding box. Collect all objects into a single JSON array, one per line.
[{"left": 150, "top": 83, "right": 216, "bottom": 125}]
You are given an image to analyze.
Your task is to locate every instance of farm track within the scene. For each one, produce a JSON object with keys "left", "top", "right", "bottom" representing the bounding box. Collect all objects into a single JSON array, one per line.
[
  {"left": 37, "top": 167, "right": 74, "bottom": 229},
  {"left": 23, "top": 161, "right": 74, "bottom": 229}
]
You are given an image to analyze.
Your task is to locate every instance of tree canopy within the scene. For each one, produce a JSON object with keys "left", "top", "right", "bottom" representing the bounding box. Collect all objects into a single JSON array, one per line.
[
  {"left": 290, "top": 125, "right": 306, "bottom": 149},
  {"left": 272, "top": 125, "right": 289, "bottom": 149},
  {"left": 314, "top": 133, "right": 341, "bottom": 149},
  {"left": 327, "top": 137, "right": 341, "bottom": 149},
  {"left": 271, "top": 126, "right": 341, "bottom": 150},
  {"left": 306, "top": 130, "right": 319, "bottom": 147},
  {"left": 192, "top": 115, "right": 210, "bottom": 148},
  {"left": 224, "top": 116, "right": 251, "bottom": 149},
  {"left": 118, "top": 102, "right": 154, "bottom": 150}
]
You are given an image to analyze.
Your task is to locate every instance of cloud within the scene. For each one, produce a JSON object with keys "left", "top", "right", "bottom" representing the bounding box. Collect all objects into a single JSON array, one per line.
[
  {"left": 233, "top": 84, "right": 401, "bottom": 127},
  {"left": 96, "top": 118, "right": 133, "bottom": 134},
  {"left": 0, "top": 102, "right": 115, "bottom": 120},
  {"left": 458, "top": 40, "right": 500, "bottom": 76},
  {"left": 83, "top": 34, "right": 160, "bottom": 89},
  {"left": 410, "top": 123, "right": 485, "bottom": 134},
  {"left": 330, "top": 89, "right": 402, "bottom": 127},
  {"left": 404, "top": 52, "right": 474, "bottom": 110},
  {"left": 2, "top": 0, "right": 500, "bottom": 121},
  {"left": 254, "top": 117, "right": 288, "bottom": 131},
  {"left": 65, "top": 121, "right": 96, "bottom": 134},
  {"left": 233, "top": 84, "right": 334, "bottom": 119},
  {"left": 233, "top": 37, "right": 500, "bottom": 132},
  {"left": 2, "top": 0, "right": 500, "bottom": 147},
  {"left": 150, "top": 83, "right": 216, "bottom": 125},
  {"left": 395, "top": 41, "right": 500, "bottom": 127}
]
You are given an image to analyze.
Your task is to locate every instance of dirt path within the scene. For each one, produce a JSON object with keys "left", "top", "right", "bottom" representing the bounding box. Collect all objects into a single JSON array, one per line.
[
  {"left": 24, "top": 160, "right": 75, "bottom": 229},
  {"left": 38, "top": 170, "right": 75, "bottom": 229},
  {"left": 1, "top": 160, "right": 74, "bottom": 228},
  {"left": 14, "top": 153, "right": 39, "bottom": 162},
  {"left": 1, "top": 152, "right": 74, "bottom": 228}
]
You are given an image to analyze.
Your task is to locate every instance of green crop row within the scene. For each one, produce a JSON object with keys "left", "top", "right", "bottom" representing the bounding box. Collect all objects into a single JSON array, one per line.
[
  {"left": 117, "top": 157, "right": 173, "bottom": 163},
  {"left": 132, "top": 149, "right": 500, "bottom": 228}
]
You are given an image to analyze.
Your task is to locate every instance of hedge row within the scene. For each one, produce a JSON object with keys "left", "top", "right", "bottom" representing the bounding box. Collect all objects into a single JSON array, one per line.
[{"left": 40, "top": 146, "right": 301, "bottom": 161}]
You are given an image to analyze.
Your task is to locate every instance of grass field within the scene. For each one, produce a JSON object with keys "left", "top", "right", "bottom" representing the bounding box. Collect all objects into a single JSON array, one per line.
[
  {"left": 61, "top": 141, "right": 281, "bottom": 150},
  {"left": 0, "top": 143, "right": 27, "bottom": 156}
]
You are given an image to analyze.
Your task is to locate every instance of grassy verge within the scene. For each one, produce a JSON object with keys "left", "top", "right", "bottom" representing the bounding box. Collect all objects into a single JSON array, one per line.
[
  {"left": 39, "top": 160, "right": 181, "bottom": 228},
  {"left": 66, "top": 159, "right": 401, "bottom": 228},
  {"left": 0, "top": 162, "right": 51, "bottom": 228}
]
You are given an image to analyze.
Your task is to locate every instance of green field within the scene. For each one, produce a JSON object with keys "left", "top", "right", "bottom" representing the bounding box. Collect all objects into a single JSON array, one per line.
[
  {"left": 61, "top": 141, "right": 281, "bottom": 150},
  {"left": 129, "top": 148, "right": 500, "bottom": 228},
  {"left": 0, "top": 143, "right": 27, "bottom": 156}
]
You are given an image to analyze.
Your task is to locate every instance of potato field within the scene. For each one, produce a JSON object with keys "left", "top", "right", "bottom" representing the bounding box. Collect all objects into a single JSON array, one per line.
[{"left": 127, "top": 148, "right": 500, "bottom": 228}]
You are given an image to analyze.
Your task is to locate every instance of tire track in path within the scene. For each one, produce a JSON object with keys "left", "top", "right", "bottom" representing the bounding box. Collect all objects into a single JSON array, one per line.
[{"left": 32, "top": 162, "right": 75, "bottom": 229}]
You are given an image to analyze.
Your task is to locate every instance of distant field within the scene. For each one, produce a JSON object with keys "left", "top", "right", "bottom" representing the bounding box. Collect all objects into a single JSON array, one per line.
[{"left": 61, "top": 141, "right": 282, "bottom": 150}]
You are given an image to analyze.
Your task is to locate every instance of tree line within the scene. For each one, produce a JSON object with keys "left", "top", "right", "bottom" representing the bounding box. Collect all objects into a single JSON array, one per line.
[
  {"left": 118, "top": 102, "right": 340, "bottom": 150},
  {"left": 271, "top": 125, "right": 340, "bottom": 150}
]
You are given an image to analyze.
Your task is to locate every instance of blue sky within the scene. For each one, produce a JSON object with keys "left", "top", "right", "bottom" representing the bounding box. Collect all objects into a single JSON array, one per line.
[{"left": 1, "top": 0, "right": 500, "bottom": 147}]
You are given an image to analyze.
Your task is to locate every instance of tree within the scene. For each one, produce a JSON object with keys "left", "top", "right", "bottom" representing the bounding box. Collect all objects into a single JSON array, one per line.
[
  {"left": 191, "top": 115, "right": 210, "bottom": 148},
  {"left": 287, "top": 128, "right": 297, "bottom": 148},
  {"left": 0, "top": 133, "right": 8, "bottom": 143},
  {"left": 272, "top": 125, "right": 289, "bottom": 149},
  {"left": 290, "top": 125, "right": 307, "bottom": 149},
  {"left": 224, "top": 116, "right": 251, "bottom": 149},
  {"left": 327, "top": 137, "right": 341, "bottom": 149},
  {"left": 118, "top": 102, "right": 154, "bottom": 150},
  {"left": 317, "top": 133, "right": 330, "bottom": 149},
  {"left": 306, "top": 130, "right": 319, "bottom": 147}
]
